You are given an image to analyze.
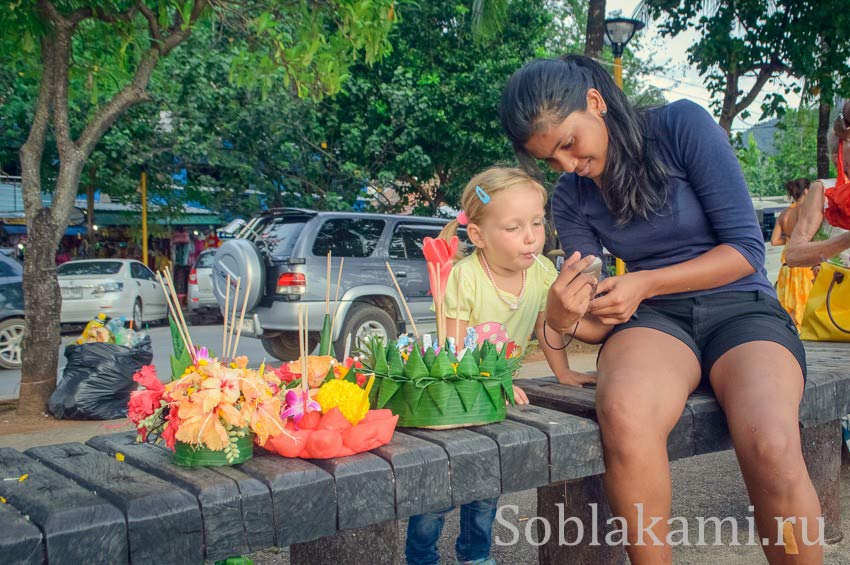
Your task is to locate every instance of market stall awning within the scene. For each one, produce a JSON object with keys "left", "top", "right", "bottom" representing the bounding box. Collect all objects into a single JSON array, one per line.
[
  {"left": 93, "top": 211, "right": 222, "bottom": 227},
  {"left": 2, "top": 225, "right": 87, "bottom": 236}
]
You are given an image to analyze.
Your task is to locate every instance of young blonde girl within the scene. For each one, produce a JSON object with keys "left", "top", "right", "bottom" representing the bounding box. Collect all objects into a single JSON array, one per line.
[
  {"left": 404, "top": 167, "right": 594, "bottom": 565},
  {"left": 441, "top": 166, "right": 594, "bottom": 391}
]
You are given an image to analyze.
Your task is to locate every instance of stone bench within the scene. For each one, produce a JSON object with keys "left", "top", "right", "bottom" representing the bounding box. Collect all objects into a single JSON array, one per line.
[
  {"left": 0, "top": 404, "right": 604, "bottom": 564},
  {"left": 0, "top": 342, "right": 846, "bottom": 564}
]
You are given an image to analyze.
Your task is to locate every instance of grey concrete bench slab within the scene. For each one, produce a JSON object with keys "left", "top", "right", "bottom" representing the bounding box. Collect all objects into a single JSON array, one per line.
[
  {"left": 370, "top": 431, "right": 452, "bottom": 518},
  {"left": 25, "top": 442, "right": 203, "bottom": 564},
  {"left": 311, "top": 452, "right": 396, "bottom": 530},
  {"left": 0, "top": 447, "right": 127, "bottom": 565},
  {"left": 505, "top": 404, "right": 605, "bottom": 482},
  {"left": 0, "top": 501, "right": 43, "bottom": 565},
  {"left": 404, "top": 428, "right": 501, "bottom": 506},
  {"left": 238, "top": 454, "right": 337, "bottom": 547},
  {"left": 468, "top": 419, "right": 549, "bottom": 494},
  {"left": 86, "top": 431, "right": 274, "bottom": 561}
]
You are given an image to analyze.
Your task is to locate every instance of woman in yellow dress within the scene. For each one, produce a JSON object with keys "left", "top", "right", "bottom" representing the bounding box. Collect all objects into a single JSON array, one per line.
[{"left": 772, "top": 178, "right": 814, "bottom": 326}]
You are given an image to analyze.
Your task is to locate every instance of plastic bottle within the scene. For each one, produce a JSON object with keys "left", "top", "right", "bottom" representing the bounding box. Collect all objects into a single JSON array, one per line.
[{"left": 76, "top": 313, "right": 109, "bottom": 345}]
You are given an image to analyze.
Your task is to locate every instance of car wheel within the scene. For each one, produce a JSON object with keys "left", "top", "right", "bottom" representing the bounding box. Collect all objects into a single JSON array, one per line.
[
  {"left": 0, "top": 318, "right": 25, "bottom": 370},
  {"left": 262, "top": 331, "right": 319, "bottom": 362},
  {"left": 133, "top": 299, "right": 143, "bottom": 329},
  {"left": 335, "top": 303, "right": 395, "bottom": 358}
]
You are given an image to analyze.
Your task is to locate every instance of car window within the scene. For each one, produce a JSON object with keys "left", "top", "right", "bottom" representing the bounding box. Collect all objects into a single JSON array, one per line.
[
  {"left": 312, "top": 218, "right": 385, "bottom": 258},
  {"left": 388, "top": 224, "right": 469, "bottom": 260},
  {"left": 59, "top": 261, "right": 123, "bottom": 276},
  {"left": 137, "top": 263, "right": 157, "bottom": 281},
  {"left": 196, "top": 251, "right": 215, "bottom": 268},
  {"left": 388, "top": 225, "right": 444, "bottom": 260},
  {"left": 258, "top": 219, "right": 306, "bottom": 258},
  {"left": 0, "top": 255, "right": 22, "bottom": 277}
]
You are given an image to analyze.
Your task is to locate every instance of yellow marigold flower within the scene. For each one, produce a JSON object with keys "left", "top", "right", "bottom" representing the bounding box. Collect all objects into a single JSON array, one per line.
[{"left": 315, "top": 379, "right": 369, "bottom": 425}]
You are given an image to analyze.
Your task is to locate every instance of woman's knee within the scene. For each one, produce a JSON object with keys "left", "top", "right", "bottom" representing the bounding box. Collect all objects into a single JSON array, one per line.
[
  {"left": 738, "top": 426, "right": 805, "bottom": 489},
  {"left": 596, "top": 387, "right": 667, "bottom": 453}
]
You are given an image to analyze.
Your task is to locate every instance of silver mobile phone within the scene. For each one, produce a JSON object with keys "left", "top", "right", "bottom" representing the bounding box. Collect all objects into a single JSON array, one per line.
[{"left": 581, "top": 257, "right": 603, "bottom": 280}]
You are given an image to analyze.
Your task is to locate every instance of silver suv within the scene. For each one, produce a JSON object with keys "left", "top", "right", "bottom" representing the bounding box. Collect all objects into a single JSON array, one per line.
[{"left": 212, "top": 208, "right": 460, "bottom": 361}]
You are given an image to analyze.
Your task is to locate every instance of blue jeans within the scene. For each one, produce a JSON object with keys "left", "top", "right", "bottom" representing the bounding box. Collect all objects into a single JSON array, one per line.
[{"left": 405, "top": 497, "right": 500, "bottom": 565}]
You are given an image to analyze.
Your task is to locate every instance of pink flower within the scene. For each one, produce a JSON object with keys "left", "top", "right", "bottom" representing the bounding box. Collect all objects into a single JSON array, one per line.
[
  {"left": 133, "top": 365, "right": 163, "bottom": 391},
  {"left": 128, "top": 366, "right": 164, "bottom": 424},
  {"left": 281, "top": 389, "right": 320, "bottom": 426}
]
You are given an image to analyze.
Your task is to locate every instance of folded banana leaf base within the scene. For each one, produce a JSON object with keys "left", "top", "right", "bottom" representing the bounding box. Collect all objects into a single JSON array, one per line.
[{"left": 363, "top": 338, "right": 519, "bottom": 429}]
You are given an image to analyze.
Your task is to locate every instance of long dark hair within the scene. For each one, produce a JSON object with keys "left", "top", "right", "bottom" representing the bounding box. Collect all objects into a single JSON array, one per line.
[{"left": 500, "top": 54, "right": 667, "bottom": 225}]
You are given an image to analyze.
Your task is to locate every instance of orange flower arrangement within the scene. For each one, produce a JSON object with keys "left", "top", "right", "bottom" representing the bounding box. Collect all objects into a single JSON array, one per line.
[{"left": 129, "top": 351, "right": 288, "bottom": 464}]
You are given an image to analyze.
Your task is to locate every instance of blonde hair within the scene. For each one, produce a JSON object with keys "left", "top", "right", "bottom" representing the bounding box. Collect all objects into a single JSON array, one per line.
[{"left": 439, "top": 166, "right": 548, "bottom": 259}]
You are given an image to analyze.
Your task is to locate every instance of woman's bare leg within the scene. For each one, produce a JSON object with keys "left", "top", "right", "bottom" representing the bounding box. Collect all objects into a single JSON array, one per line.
[
  {"left": 710, "top": 341, "right": 822, "bottom": 564},
  {"left": 596, "top": 328, "right": 701, "bottom": 564}
]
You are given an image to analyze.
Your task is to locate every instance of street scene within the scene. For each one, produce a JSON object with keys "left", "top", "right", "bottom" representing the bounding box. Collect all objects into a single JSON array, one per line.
[{"left": 3, "top": 1, "right": 850, "bottom": 564}]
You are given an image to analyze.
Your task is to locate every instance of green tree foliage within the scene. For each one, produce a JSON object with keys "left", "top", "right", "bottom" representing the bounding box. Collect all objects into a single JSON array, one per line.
[{"left": 0, "top": 0, "right": 397, "bottom": 414}]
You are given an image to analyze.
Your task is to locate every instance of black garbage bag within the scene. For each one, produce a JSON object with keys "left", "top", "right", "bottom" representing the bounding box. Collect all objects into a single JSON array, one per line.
[{"left": 48, "top": 336, "right": 153, "bottom": 420}]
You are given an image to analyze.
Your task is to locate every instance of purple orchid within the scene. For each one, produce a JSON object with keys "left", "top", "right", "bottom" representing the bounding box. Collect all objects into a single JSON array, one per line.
[
  {"left": 195, "top": 347, "right": 211, "bottom": 362},
  {"left": 281, "top": 389, "right": 320, "bottom": 426}
]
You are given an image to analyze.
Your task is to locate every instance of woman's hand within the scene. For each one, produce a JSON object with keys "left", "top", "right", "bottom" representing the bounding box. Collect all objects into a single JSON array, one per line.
[
  {"left": 588, "top": 271, "right": 653, "bottom": 325},
  {"left": 557, "top": 370, "right": 597, "bottom": 387},
  {"left": 545, "top": 252, "right": 599, "bottom": 333}
]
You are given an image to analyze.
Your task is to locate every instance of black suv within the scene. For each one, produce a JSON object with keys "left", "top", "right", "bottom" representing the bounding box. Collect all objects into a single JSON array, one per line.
[{"left": 213, "top": 208, "right": 460, "bottom": 361}]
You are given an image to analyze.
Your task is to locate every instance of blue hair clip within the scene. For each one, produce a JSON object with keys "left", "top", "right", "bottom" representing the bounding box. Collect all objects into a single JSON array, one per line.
[{"left": 475, "top": 185, "right": 491, "bottom": 204}]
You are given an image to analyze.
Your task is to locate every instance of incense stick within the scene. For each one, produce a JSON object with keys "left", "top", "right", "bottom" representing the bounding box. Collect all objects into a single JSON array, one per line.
[
  {"left": 386, "top": 261, "right": 419, "bottom": 338},
  {"left": 162, "top": 267, "right": 194, "bottom": 359},
  {"left": 330, "top": 257, "right": 345, "bottom": 339},
  {"left": 454, "top": 264, "right": 462, "bottom": 344},
  {"left": 231, "top": 272, "right": 252, "bottom": 359},
  {"left": 222, "top": 273, "right": 231, "bottom": 361},
  {"left": 156, "top": 270, "right": 194, "bottom": 364},
  {"left": 164, "top": 266, "right": 195, "bottom": 358},
  {"left": 225, "top": 276, "right": 241, "bottom": 361},
  {"left": 325, "top": 251, "right": 332, "bottom": 315}
]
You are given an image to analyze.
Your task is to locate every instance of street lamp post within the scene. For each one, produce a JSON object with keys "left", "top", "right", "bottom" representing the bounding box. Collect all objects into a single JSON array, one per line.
[{"left": 604, "top": 16, "right": 644, "bottom": 276}]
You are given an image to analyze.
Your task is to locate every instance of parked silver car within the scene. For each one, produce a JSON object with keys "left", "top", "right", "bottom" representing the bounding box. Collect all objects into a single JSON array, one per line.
[
  {"left": 0, "top": 251, "right": 24, "bottom": 369},
  {"left": 188, "top": 249, "right": 222, "bottom": 324},
  {"left": 213, "top": 208, "right": 462, "bottom": 361},
  {"left": 58, "top": 259, "right": 168, "bottom": 328}
]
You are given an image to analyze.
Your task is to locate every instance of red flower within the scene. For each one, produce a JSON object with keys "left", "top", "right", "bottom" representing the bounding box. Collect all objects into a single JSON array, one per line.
[
  {"left": 128, "top": 366, "right": 165, "bottom": 424},
  {"left": 133, "top": 365, "right": 163, "bottom": 391},
  {"left": 356, "top": 373, "right": 367, "bottom": 387},
  {"left": 273, "top": 363, "right": 298, "bottom": 384},
  {"left": 161, "top": 412, "right": 180, "bottom": 451}
]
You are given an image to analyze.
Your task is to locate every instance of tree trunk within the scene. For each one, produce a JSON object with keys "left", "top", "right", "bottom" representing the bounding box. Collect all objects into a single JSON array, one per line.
[
  {"left": 17, "top": 207, "right": 64, "bottom": 415},
  {"left": 718, "top": 72, "right": 739, "bottom": 135},
  {"left": 817, "top": 95, "right": 832, "bottom": 179},
  {"left": 584, "top": 0, "right": 606, "bottom": 59},
  {"left": 87, "top": 168, "right": 95, "bottom": 257}
]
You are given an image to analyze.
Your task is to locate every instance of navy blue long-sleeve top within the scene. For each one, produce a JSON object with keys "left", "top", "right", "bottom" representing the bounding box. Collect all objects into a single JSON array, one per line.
[{"left": 552, "top": 99, "right": 774, "bottom": 299}]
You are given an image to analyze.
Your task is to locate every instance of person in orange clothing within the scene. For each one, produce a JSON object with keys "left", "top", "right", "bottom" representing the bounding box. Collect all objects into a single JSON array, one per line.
[{"left": 771, "top": 178, "right": 814, "bottom": 326}]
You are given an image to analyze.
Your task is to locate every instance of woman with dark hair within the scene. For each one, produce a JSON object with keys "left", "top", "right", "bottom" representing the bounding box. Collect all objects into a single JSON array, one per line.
[
  {"left": 772, "top": 178, "right": 813, "bottom": 327},
  {"left": 501, "top": 54, "right": 821, "bottom": 564}
]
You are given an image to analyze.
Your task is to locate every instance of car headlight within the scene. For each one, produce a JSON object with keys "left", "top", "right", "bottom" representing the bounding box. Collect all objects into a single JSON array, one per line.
[{"left": 93, "top": 282, "right": 124, "bottom": 294}]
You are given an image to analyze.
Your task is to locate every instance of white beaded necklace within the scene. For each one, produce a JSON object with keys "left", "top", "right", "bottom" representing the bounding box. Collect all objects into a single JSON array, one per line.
[{"left": 479, "top": 252, "right": 526, "bottom": 310}]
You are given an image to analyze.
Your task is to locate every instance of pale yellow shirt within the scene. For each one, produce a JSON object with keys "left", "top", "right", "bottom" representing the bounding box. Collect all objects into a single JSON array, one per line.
[{"left": 442, "top": 251, "right": 558, "bottom": 354}]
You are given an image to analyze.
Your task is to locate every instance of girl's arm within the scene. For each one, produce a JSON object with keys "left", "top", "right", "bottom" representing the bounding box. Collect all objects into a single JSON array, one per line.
[
  {"left": 535, "top": 312, "right": 595, "bottom": 386},
  {"left": 785, "top": 182, "right": 850, "bottom": 267}
]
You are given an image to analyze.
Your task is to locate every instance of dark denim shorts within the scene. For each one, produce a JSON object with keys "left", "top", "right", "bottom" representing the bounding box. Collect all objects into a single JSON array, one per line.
[{"left": 602, "top": 291, "right": 807, "bottom": 383}]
